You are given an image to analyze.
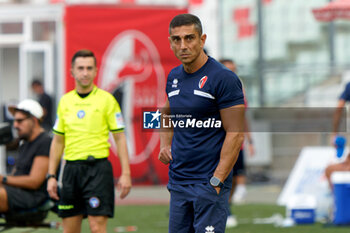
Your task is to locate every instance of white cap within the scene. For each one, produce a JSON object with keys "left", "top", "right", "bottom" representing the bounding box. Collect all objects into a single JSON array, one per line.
[{"left": 8, "top": 99, "right": 43, "bottom": 120}]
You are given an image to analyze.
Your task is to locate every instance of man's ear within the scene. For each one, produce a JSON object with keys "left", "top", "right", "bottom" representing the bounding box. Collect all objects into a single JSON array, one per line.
[
  {"left": 168, "top": 37, "right": 172, "bottom": 48},
  {"left": 168, "top": 37, "right": 175, "bottom": 50},
  {"left": 200, "top": 34, "right": 207, "bottom": 48}
]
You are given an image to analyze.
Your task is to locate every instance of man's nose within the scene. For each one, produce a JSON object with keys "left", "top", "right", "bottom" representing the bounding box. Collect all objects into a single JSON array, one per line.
[{"left": 180, "top": 39, "right": 187, "bottom": 49}]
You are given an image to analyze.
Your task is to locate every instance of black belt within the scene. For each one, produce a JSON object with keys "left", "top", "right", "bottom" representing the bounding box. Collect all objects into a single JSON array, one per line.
[{"left": 66, "top": 156, "right": 107, "bottom": 164}]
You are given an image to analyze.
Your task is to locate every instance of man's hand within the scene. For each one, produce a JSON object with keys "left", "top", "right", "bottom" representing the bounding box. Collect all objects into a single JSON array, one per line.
[
  {"left": 214, "top": 186, "right": 221, "bottom": 195},
  {"left": 117, "top": 174, "right": 132, "bottom": 199},
  {"left": 47, "top": 178, "right": 59, "bottom": 200},
  {"left": 158, "top": 146, "right": 172, "bottom": 164}
]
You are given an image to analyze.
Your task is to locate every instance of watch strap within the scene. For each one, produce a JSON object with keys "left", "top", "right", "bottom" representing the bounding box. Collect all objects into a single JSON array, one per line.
[
  {"left": 217, "top": 180, "right": 224, "bottom": 188},
  {"left": 46, "top": 174, "right": 56, "bottom": 180}
]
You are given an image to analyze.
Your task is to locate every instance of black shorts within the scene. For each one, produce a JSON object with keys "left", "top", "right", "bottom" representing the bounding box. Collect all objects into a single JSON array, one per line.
[
  {"left": 5, "top": 185, "right": 48, "bottom": 212},
  {"left": 232, "top": 150, "right": 245, "bottom": 176},
  {"left": 58, "top": 158, "right": 114, "bottom": 218}
]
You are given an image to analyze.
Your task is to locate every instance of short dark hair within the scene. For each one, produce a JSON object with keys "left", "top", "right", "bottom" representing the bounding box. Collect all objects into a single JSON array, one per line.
[
  {"left": 71, "top": 49, "right": 97, "bottom": 67},
  {"left": 169, "top": 13, "right": 202, "bottom": 36},
  {"left": 31, "top": 79, "right": 43, "bottom": 87},
  {"left": 219, "top": 58, "right": 235, "bottom": 64}
]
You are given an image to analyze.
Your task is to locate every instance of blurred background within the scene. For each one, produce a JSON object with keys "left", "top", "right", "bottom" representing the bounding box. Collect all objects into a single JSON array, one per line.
[{"left": 0, "top": 0, "right": 347, "bottom": 195}]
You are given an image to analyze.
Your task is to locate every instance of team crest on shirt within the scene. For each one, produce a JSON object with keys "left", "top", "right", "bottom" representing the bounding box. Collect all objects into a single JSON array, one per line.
[
  {"left": 172, "top": 78, "right": 178, "bottom": 88},
  {"left": 89, "top": 197, "right": 100, "bottom": 208},
  {"left": 77, "top": 110, "right": 85, "bottom": 119},
  {"left": 199, "top": 76, "right": 208, "bottom": 89}
]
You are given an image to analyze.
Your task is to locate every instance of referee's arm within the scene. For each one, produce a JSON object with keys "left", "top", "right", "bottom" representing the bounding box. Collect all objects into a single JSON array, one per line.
[
  {"left": 47, "top": 134, "right": 65, "bottom": 200},
  {"left": 112, "top": 132, "right": 131, "bottom": 199},
  {"left": 213, "top": 104, "right": 245, "bottom": 194}
]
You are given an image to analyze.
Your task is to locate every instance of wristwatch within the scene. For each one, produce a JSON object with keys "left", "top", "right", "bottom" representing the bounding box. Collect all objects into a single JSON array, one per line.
[
  {"left": 210, "top": 176, "right": 224, "bottom": 188},
  {"left": 46, "top": 174, "right": 56, "bottom": 180},
  {"left": 2, "top": 176, "right": 7, "bottom": 184}
]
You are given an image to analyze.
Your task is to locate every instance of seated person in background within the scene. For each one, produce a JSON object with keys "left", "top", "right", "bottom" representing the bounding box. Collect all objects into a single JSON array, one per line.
[{"left": 0, "top": 99, "right": 51, "bottom": 213}]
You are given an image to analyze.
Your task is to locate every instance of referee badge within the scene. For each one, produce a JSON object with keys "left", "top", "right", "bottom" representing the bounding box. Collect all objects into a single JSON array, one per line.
[
  {"left": 89, "top": 197, "right": 100, "bottom": 208},
  {"left": 77, "top": 110, "right": 85, "bottom": 119}
]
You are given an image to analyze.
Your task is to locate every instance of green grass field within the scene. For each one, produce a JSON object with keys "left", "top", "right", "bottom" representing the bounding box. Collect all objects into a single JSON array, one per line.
[{"left": 0, "top": 204, "right": 349, "bottom": 232}]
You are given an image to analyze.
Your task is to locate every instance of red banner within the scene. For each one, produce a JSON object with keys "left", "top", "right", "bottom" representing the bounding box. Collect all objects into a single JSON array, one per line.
[
  {"left": 237, "top": 22, "right": 256, "bottom": 38},
  {"left": 263, "top": 0, "right": 272, "bottom": 5},
  {"left": 189, "top": 0, "right": 203, "bottom": 5},
  {"left": 233, "top": 7, "right": 250, "bottom": 23},
  {"left": 65, "top": 5, "right": 186, "bottom": 184},
  {"left": 232, "top": 7, "right": 256, "bottom": 39}
]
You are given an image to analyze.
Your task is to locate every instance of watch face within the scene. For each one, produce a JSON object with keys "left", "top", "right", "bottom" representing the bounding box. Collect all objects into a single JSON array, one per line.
[{"left": 210, "top": 177, "right": 220, "bottom": 186}]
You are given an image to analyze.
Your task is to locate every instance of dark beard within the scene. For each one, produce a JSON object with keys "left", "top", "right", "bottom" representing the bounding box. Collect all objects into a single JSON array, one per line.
[
  {"left": 16, "top": 128, "right": 33, "bottom": 141},
  {"left": 18, "top": 132, "right": 30, "bottom": 141}
]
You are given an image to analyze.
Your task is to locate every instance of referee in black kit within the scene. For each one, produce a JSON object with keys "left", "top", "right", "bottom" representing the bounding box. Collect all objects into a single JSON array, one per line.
[{"left": 47, "top": 50, "right": 131, "bottom": 233}]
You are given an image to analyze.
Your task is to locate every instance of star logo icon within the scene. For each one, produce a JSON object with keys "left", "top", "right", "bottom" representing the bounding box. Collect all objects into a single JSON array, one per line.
[
  {"left": 150, "top": 109, "right": 161, "bottom": 122},
  {"left": 143, "top": 109, "right": 162, "bottom": 129}
]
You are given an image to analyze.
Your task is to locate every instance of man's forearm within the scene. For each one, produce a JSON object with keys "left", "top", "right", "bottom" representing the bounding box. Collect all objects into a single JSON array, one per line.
[
  {"left": 48, "top": 135, "right": 64, "bottom": 175},
  {"left": 112, "top": 133, "right": 130, "bottom": 175},
  {"left": 213, "top": 132, "right": 244, "bottom": 182},
  {"left": 160, "top": 99, "right": 173, "bottom": 149},
  {"left": 160, "top": 131, "right": 173, "bottom": 148},
  {"left": 215, "top": 105, "right": 245, "bottom": 182},
  {"left": 112, "top": 132, "right": 131, "bottom": 199},
  {"left": 159, "top": 101, "right": 174, "bottom": 164},
  {"left": 333, "top": 109, "right": 343, "bottom": 134},
  {"left": 1, "top": 175, "right": 42, "bottom": 190}
]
